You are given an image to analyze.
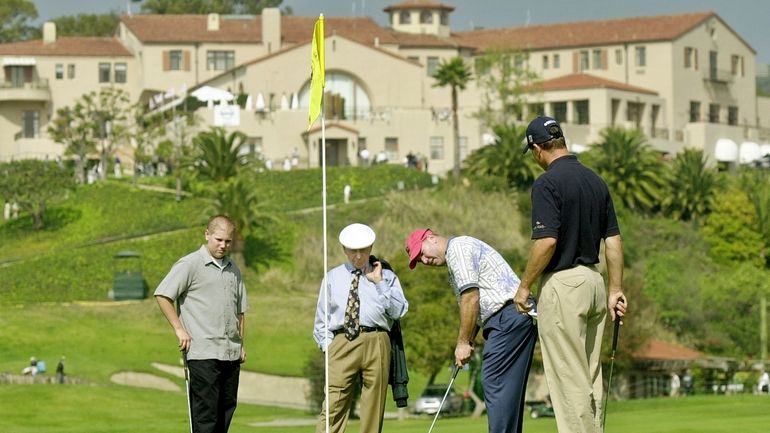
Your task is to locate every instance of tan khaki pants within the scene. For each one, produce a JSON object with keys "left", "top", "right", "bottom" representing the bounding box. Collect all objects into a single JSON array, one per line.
[
  {"left": 316, "top": 331, "right": 391, "bottom": 433},
  {"left": 537, "top": 265, "right": 607, "bottom": 433}
]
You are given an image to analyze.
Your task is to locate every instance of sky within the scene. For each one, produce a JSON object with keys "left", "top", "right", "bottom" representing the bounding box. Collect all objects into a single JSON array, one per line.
[{"left": 32, "top": 0, "right": 770, "bottom": 64}]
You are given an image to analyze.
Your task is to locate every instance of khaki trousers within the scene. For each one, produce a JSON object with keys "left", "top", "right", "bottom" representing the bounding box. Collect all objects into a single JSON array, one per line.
[
  {"left": 316, "top": 331, "right": 391, "bottom": 433},
  {"left": 537, "top": 265, "right": 607, "bottom": 433}
]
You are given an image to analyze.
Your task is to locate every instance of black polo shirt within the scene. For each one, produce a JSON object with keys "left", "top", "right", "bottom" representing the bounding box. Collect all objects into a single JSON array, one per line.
[{"left": 530, "top": 154, "right": 620, "bottom": 273}]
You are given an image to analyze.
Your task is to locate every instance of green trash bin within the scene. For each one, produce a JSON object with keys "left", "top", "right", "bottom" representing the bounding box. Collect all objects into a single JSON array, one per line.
[{"left": 112, "top": 251, "right": 147, "bottom": 300}]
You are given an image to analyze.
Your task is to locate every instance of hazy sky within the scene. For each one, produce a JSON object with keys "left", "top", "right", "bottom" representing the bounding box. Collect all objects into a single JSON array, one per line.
[{"left": 32, "top": 0, "right": 770, "bottom": 64}]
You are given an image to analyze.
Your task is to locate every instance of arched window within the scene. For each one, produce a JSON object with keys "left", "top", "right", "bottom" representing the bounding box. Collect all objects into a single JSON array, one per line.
[
  {"left": 399, "top": 11, "right": 411, "bottom": 24},
  {"left": 298, "top": 71, "right": 371, "bottom": 120},
  {"left": 419, "top": 11, "right": 433, "bottom": 24}
]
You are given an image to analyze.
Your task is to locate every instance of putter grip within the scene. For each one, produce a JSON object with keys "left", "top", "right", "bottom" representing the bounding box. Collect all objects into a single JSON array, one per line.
[{"left": 611, "top": 317, "right": 620, "bottom": 351}]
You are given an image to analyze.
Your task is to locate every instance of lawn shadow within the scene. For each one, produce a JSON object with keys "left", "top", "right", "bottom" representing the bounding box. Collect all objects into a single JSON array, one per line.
[{"left": 0, "top": 207, "right": 82, "bottom": 236}]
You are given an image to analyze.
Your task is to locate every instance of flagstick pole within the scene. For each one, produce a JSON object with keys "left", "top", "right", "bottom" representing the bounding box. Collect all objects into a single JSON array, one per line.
[{"left": 321, "top": 98, "right": 329, "bottom": 433}]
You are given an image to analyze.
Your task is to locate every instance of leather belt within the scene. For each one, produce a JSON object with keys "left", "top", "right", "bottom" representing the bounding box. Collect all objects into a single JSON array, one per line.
[{"left": 333, "top": 326, "right": 387, "bottom": 335}]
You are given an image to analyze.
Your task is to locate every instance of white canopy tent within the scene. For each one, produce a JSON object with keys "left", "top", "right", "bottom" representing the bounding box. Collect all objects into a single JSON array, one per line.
[{"left": 191, "top": 85, "right": 234, "bottom": 102}]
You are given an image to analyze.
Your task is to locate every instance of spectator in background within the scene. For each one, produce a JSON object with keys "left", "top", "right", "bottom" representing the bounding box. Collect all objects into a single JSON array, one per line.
[
  {"left": 670, "top": 372, "right": 681, "bottom": 397},
  {"left": 759, "top": 370, "right": 770, "bottom": 394},
  {"left": 683, "top": 369, "right": 694, "bottom": 395},
  {"left": 56, "top": 356, "right": 66, "bottom": 384},
  {"left": 22, "top": 357, "right": 38, "bottom": 376}
]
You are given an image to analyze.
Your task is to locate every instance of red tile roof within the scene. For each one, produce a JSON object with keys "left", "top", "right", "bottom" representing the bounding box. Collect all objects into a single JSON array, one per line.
[
  {"left": 453, "top": 11, "right": 720, "bottom": 52},
  {"left": 533, "top": 73, "right": 657, "bottom": 95},
  {"left": 383, "top": 0, "right": 455, "bottom": 12},
  {"left": 0, "top": 37, "right": 131, "bottom": 57},
  {"left": 120, "top": 14, "right": 400, "bottom": 46},
  {"left": 633, "top": 339, "right": 702, "bottom": 361}
]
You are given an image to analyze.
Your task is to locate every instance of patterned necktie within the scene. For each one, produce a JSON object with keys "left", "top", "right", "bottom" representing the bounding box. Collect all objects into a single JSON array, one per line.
[{"left": 343, "top": 270, "right": 362, "bottom": 341}]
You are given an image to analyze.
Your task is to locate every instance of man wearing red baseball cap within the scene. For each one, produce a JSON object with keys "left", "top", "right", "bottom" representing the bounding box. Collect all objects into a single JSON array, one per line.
[{"left": 405, "top": 229, "right": 536, "bottom": 433}]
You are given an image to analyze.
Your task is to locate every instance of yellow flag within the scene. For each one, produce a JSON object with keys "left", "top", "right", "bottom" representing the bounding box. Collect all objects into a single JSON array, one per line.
[{"left": 308, "top": 14, "right": 325, "bottom": 130}]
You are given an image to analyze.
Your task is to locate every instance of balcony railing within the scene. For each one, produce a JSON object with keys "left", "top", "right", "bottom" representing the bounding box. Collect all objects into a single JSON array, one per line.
[
  {"left": 0, "top": 77, "right": 49, "bottom": 90},
  {"left": 703, "top": 69, "right": 734, "bottom": 84}
]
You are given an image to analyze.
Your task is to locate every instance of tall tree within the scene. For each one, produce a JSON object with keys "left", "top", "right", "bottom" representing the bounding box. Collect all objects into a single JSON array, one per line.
[
  {"left": 48, "top": 102, "right": 97, "bottom": 184},
  {"left": 0, "top": 0, "right": 37, "bottom": 42},
  {"left": 433, "top": 57, "right": 472, "bottom": 178},
  {"left": 739, "top": 169, "right": 770, "bottom": 266},
  {"left": 462, "top": 122, "right": 539, "bottom": 191},
  {"left": 473, "top": 47, "right": 540, "bottom": 129},
  {"left": 663, "top": 148, "right": 723, "bottom": 223},
  {"left": 581, "top": 127, "right": 667, "bottom": 213},
  {"left": 0, "top": 160, "right": 75, "bottom": 230},
  {"left": 82, "top": 88, "right": 133, "bottom": 180},
  {"left": 50, "top": 13, "right": 119, "bottom": 37},
  {"left": 141, "top": 0, "right": 283, "bottom": 14}
]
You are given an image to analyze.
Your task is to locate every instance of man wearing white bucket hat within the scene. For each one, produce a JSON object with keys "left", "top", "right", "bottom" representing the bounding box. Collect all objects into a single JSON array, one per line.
[{"left": 313, "top": 223, "right": 409, "bottom": 433}]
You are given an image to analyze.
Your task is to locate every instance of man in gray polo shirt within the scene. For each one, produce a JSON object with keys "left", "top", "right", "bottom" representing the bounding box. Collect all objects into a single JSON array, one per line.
[
  {"left": 155, "top": 214, "right": 248, "bottom": 433},
  {"left": 405, "top": 229, "right": 537, "bottom": 433}
]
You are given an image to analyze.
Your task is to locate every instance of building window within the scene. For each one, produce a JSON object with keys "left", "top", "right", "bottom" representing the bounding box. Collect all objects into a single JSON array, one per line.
[
  {"left": 385, "top": 137, "right": 399, "bottom": 161},
  {"left": 730, "top": 55, "right": 744, "bottom": 76},
  {"left": 528, "top": 103, "right": 545, "bottom": 117},
  {"left": 114, "top": 63, "right": 127, "bottom": 83},
  {"left": 419, "top": 11, "right": 433, "bottom": 24},
  {"left": 55, "top": 64, "right": 63, "bottom": 79},
  {"left": 427, "top": 56, "right": 440, "bottom": 76},
  {"left": 592, "top": 49, "right": 602, "bottom": 69},
  {"left": 553, "top": 54, "right": 560, "bottom": 69},
  {"left": 407, "top": 56, "right": 419, "bottom": 63},
  {"left": 708, "top": 103, "right": 720, "bottom": 123},
  {"left": 170, "top": 50, "right": 183, "bottom": 70},
  {"left": 627, "top": 101, "right": 644, "bottom": 129},
  {"left": 299, "top": 71, "right": 371, "bottom": 120},
  {"left": 552, "top": 101, "right": 567, "bottom": 123},
  {"left": 685, "top": 47, "right": 697, "bottom": 69},
  {"left": 22, "top": 110, "right": 39, "bottom": 138},
  {"left": 542, "top": 55, "right": 549, "bottom": 69},
  {"left": 579, "top": 50, "right": 589, "bottom": 71},
  {"left": 440, "top": 12, "right": 448, "bottom": 25},
  {"left": 689, "top": 101, "right": 701, "bottom": 122},
  {"left": 574, "top": 100, "right": 589, "bottom": 125},
  {"left": 67, "top": 64, "right": 75, "bottom": 79},
  {"left": 98, "top": 63, "right": 111, "bottom": 83},
  {"left": 399, "top": 11, "right": 411, "bottom": 24},
  {"left": 728, "top": 106, "right": 738, "bottom": 125},
  {"left": 430, "top": 136, "right": 444, "bottom": 160},
  {"left": 635, "top": 46, "right": 646, "bottom": 67},
  {"left": 513, "top": 54, "right": 524, "bottom": 70},
  {"left": 615, "top": 49, "right": 623, "bottom": 65},
  {"left": 459, "top": 136, "right": 468, "bottom": 160},
  {"left": 207, "top": 50, "right": 234, "bottom": 71}
]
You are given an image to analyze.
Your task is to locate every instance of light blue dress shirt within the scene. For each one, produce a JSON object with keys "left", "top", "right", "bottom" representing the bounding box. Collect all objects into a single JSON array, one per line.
[{"left": 313, "top": 262, "right": 408, "bottom": 351}]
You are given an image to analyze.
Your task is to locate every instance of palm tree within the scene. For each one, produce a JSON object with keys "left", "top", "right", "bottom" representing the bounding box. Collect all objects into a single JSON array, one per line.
[
  {"left": 462, "top": 122, "right": 540, "bottom": 191},
  {"left": 663, "top": 148, "right": 723, "bottom": 223},
  {"left": 581, "top": 127, "right": 667, "bottom": 213},
  {"left": 433, "top": 57, "right": 472, "bottom": 178},
  {"left": 191, "top": 127, "right": 249, "bottom": 182}
]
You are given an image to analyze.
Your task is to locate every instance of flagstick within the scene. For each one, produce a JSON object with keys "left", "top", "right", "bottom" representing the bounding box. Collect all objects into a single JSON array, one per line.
[{"left": 321, "top": 101, "right": 330, "bottom": 433}]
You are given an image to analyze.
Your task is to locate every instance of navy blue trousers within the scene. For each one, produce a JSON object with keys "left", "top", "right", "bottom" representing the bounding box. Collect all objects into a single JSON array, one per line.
[
  {"left": 187, "top": 359, "right": 240, "bottom": 433},
  {"left": 482, "top": 304, "right": 538, "bottom": 433}
]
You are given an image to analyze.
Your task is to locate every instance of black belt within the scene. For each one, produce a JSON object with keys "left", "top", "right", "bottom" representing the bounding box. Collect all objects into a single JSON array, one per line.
[{"left": 333, "top": 326, "right": 387, "bottom": 335}]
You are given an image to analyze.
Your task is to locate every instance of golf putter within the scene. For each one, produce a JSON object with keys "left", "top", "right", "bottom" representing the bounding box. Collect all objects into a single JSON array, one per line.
[
  {"left": 602, "top": 315, "right": 621, "bottom": 429},
  {"left": 182, "top": 351, "right": 194, "bottom": 433},
  {"left": 427, "top": 365, "right": 460, "bottom": 433}
]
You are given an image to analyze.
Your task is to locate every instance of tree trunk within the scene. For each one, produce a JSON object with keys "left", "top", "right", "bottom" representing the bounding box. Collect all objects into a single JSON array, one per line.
[{"left": 452, "top": 85, "right": 460, "bottom": 178}]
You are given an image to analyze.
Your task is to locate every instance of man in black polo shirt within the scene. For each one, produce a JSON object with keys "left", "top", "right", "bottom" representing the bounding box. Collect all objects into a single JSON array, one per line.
[{"left": 513, "top": 116, "right": 627, "bottom": 433}]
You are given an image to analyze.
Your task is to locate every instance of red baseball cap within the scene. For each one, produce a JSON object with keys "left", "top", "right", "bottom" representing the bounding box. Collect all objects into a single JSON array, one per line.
[{"left": 405, "top": 228, "right": 432, "bottom": 269}]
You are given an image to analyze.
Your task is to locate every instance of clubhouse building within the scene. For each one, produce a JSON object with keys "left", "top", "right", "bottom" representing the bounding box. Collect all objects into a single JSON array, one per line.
[{"left": 1, "top": 0, "right": 769, "bottom": 172}]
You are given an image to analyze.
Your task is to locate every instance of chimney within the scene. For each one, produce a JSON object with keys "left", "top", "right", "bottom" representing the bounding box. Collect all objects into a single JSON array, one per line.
[
  {"left": 43, "top": 22, "right": 56, "bottom": 44},
  {"left": 207, "top": 13, "right": 220, "bottom": 31},
  {"left": 262, "top": 8, "right": 281, "bottom": 54}
]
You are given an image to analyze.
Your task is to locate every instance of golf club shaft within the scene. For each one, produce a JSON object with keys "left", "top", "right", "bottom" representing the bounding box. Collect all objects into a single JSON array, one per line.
[
  {"left": 427, "top": 365, "right": 460, "bottom": 433},
  {"left": 183, "top": 351, "right": 194, "bottom": 433},
  {"left": 602, "top": 317, "right": 621, "bottom": 428}
]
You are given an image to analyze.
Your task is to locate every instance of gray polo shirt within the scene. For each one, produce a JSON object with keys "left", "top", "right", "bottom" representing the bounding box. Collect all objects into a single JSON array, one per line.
[
  {"left": 155, "top": 245, "right": 248, "bottom": 361},
  {"left": 445, "top": 236, "right": 520, "bottom": 324}
]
